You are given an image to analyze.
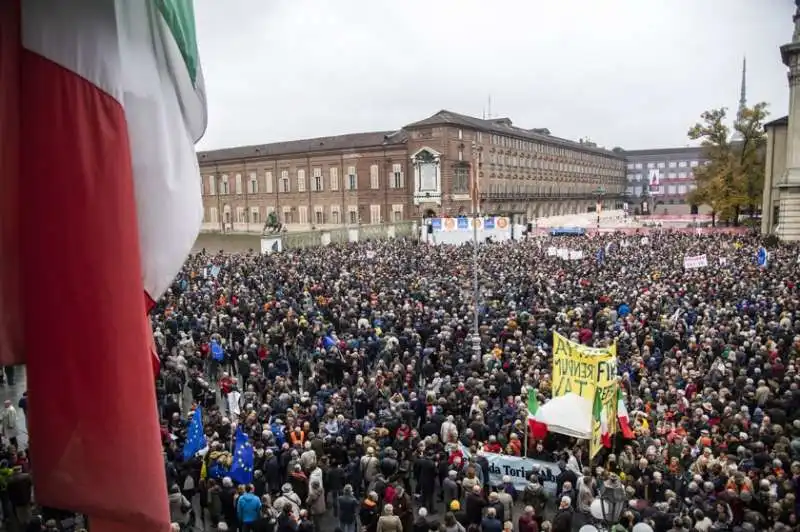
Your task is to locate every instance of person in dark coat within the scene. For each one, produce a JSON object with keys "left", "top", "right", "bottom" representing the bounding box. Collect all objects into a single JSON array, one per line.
[
  {"left": 464, "top": 484, "right": 486, "bottom": 525},
  {"left": 252, "top": 497, "right": 277, "bottom": 532},
  {"left": 449, "top": 500, "right": 470, "bottom": 528},
  {"left": 336, "top": 484, "right": 359, "bottom": 532},
  {"left": 296, "top": 510, "right": 314, "bottom": 532},
  {"left": 414, "top": 452, "right": 437, "bottom": 512},
  {"left": 206, "top": 479, "right": 224, "bottom": 527},
  {"left": 359, "top": 492, "right": 380, "bottom": 532},
  {"left": 413, "top": 508, "right": 431, "bottom": 532},
  {"left": 253, "top": 470, "right": 268, "bottom": 498},
  {"left": 393, "top": 486, "right": 414, "bottom": 532},
  {"left": 442, "top": 470, "right": 460, "bottom": 507},
  {"left": 264, "top": 450, "right": 282, "bottom": 495},
  {"left": 276, "top": 505, "right": 298, "bottom": 532},
  {"left": 219, "top": 477, "right": 238, "bottom": 531},
  {"left": 7, "top": 469, "right": 32, "bottom": 529},
  {"left": 486, "top": 491, "right": 505, "bottom": 523},
  {"left": 480, "top": 507, "right": 503, "bottom": 532},
  {"left": 552, "top": 497, "right": 574, "bottom": 532},
  {"left": 327, "top": 458, "right": 346, "bottom": 517}
]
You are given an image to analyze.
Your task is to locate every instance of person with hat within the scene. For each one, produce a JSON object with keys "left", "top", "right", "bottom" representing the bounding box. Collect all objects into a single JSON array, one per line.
[{"left": 272, "top": 484, "right": 301, "bottom": 517}]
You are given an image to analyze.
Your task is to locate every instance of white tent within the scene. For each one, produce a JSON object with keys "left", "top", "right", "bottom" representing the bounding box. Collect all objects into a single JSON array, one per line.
[{"left": 536, "top": 392, "right": 592, "bottom": 439}]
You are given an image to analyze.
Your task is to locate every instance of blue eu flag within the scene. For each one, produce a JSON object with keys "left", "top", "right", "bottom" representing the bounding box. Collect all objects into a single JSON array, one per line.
[
  {"left": 756, "top": 246, "right": 768, "bottom": 268},
  {"left": 229, "top": 427, "right": 254, "bottom": 484},
  {"left": 183, "top": 407, "right": 206, "bottom": 461},
  {"left": 322, "top": 335, "right": 336, "bottom": 350},
  {"left": 595, "top": 247, "right": 605, "bottom": 265}
]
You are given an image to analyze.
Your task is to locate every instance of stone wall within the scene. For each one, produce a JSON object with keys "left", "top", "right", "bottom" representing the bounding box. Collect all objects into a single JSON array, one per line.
[
  {"left": 192, "top": 232, "right": 261, "bottom": 253},
  {"left": 194, "top": 221, "right": 418, "bottom": 254}
]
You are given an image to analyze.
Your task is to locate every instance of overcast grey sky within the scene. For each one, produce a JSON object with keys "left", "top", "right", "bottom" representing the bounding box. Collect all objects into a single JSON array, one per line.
[{"left": 194, "top": 0, "right": 794, "bottom": 152}]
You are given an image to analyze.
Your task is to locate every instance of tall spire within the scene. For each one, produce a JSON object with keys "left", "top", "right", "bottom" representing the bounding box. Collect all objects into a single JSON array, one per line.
[{"left": 738, "top": 56, "right": 747, "bottom": 118}]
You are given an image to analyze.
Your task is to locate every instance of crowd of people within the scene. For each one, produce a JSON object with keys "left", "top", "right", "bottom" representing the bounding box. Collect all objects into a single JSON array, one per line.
[{"left": 149, "top": 230, "right": 800, "bottom": 532}]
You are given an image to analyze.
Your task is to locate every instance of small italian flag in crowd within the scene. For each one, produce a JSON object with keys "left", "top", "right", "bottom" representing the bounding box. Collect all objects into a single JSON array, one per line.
[
  {"left": 527, "top": 388, "right": 548, "bottom": 440},
  {"left": 593, "top": 389, "right": 612, "bottom": 448},
  {"left": 617, "top": 388, "right": 635, "bottom": 439}
]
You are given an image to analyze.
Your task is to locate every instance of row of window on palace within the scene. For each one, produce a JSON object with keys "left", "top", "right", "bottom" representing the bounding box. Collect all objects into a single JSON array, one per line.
[
  {"left": 626, "top": 184, "right": 697, "bottom": 196},
  {"left": 204, "top": 164, "right": 405, "bottom": 196},
  {"left": 485, "top": 132, "right": 621, "bottom": 167},
  {"left": 204, "top": 204, "right": 404, "bottom": 226},
  {"left": 487, "top": 153, "right": 618, "bottom": 175},
  {"left": 628, "top": 171, "right": 695, "bottom": 181},
  {"left": 486, "top": 182, "right": 620, "bottom": 196},
  {"left": 627, "top": 160, "right": 703, "bottom": 171}
]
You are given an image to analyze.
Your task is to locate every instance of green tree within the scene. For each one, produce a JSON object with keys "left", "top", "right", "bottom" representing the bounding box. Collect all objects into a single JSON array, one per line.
[{"left": 686, "top": 103, "right": 768, "bottom": 225}]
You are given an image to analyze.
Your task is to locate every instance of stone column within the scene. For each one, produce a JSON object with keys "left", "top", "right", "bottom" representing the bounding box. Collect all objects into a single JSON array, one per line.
[{"left": 778, "top": 4, "right": 800, "bottom": 240}]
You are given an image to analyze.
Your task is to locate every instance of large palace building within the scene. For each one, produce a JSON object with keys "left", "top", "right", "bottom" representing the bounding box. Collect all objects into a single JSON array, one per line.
[{"left": 197, "top": 110, "right": 627, "bottom": 232}]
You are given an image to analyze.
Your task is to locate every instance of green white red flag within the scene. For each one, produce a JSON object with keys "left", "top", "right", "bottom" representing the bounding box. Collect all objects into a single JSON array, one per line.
[
  {"left": 527, "top": 388, "right": 548, "bottom": 440},
  {"left": 593, "top": 389, "right": 612, "bottom": 448},
  {"left": 617, "top": 388, "right": 635, "bottom": 439},
  {"left": 0, "top": 1, "right": 207, "bottom": 531}
]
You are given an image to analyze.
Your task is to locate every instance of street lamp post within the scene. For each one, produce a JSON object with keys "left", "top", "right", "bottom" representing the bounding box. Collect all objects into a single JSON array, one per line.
[
  {"left": 471, "top": 142, "right": 481, "bottom": 340},
  {"left": 595, "top": 186, "right": 606, "bottom": 232},
  {"left": 598, "top": 475, "right": 627, "bottom": 525}
]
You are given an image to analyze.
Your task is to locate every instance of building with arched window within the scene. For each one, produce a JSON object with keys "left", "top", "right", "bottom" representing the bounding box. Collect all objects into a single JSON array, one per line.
[{"left": 197, "top": 109, "right": 626, "bottom": 232}]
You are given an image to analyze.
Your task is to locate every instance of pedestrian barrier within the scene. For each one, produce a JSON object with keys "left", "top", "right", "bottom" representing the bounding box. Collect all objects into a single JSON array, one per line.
[{"left": 260, "top": 221, "right": 418, "bottom": 253}]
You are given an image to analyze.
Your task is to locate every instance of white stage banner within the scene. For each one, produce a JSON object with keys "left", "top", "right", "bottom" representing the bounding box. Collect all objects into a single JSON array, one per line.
[
  {"left": 481, "top": 452, "right": 561, "bottom": 495},
  {"left": 683, "top": 254, "right": 708, "bottom": 269},
  {"left": 552, "top": 248, "right": 584, "bottom": 261}
]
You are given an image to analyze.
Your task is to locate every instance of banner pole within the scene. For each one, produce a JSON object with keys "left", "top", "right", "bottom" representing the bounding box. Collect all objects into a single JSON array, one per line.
[{"left": 524, "top": 414, "right": 529, "bottom": 457}]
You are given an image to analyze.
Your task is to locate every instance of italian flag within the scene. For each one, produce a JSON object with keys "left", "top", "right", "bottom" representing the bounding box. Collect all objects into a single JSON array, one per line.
[
  {"left": 617, "top": 388, "right": 635, "bottom": 439},
  {"left": 593, "top": 390, "right": 612, "bottom": 448},
  {"left": 527, "top": 388, "right": 548, "bottom": 440},
  {"left": 1, "top": 2, "right": 206, "bottom": 532}
]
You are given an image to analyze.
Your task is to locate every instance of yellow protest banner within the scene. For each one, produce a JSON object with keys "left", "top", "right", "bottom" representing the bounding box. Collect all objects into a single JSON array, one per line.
[
  {"left": 551, "top": 332, "right": 618, "bottom": 460},
  {"left": 551, "top": 331, "right": 617, "bottom": 400}
]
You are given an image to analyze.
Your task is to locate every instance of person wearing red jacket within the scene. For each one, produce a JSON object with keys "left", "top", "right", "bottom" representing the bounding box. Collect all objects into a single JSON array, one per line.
[
  {"left": 396, "top": 424, "right": 411, "bottom": 443},
  {"left": 219, "top": 373, "right": 233, "bottom": 398},
  {"left": 484, "top": 436, "right": 502, "bottom": 454}
]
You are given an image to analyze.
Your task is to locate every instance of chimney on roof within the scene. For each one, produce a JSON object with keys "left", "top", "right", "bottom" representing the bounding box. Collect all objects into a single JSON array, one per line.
[
  {"left": 491, "top": 117, "right": 512, "bottom": 126},
  {"left": 530, "top": 128, "right": 550, "bottom": 136}
]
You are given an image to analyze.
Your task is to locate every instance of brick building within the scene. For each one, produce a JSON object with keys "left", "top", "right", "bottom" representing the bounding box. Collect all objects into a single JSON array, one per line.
[{"left": 197, "top": 110, "right": 627, "bottom": 232}]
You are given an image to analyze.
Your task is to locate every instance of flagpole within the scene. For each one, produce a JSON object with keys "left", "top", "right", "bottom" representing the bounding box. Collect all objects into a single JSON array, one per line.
[
  {"left": 524, "top": 409, "right": 529, "bottom": 457},
  {"left": 471, "top": 142, "right": 480, "bottom": 339}
]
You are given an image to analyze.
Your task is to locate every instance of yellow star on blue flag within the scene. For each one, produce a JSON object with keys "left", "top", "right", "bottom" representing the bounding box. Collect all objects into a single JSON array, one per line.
[
  {"left": 229, "top": 426, "right": 254, "bottom": 484},
  {"left": 183, "top": 407, "right": 206, "bottom": 460}
]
